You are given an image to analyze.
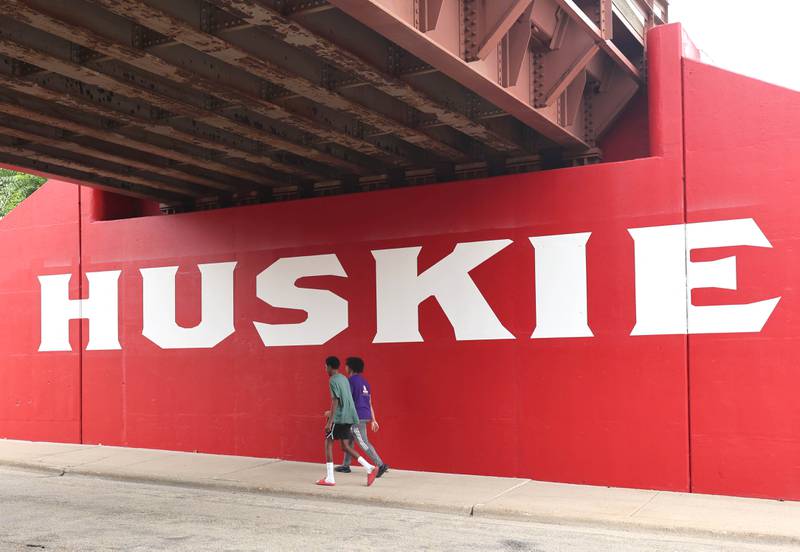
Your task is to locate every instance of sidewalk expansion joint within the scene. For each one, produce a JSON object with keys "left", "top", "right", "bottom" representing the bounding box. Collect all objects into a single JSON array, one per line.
[
  {"left": 628, "top": 491, "right": 660, "bottom": 518},
  {"left": 470, "top": 479, "right": 532, "bottom": 516}
]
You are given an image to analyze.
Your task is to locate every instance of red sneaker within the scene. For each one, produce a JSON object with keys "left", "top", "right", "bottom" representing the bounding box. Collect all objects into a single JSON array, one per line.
[
  {"left": 366, "top": 468, "right": 377, "bottom": 487},
  {"left": 316, "top": 478, "right": 335, "bottom": 486}
]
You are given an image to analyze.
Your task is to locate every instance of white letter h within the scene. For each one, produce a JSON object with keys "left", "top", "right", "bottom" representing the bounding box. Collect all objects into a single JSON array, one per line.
[{"left": 38, "top": 271, "right": 121, "bottom": 352}]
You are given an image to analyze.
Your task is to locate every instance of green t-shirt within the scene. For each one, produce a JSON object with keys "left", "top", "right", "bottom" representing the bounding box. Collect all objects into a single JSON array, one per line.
[{"left": 329, "top": 373, "right": 359, "bottom": 425}]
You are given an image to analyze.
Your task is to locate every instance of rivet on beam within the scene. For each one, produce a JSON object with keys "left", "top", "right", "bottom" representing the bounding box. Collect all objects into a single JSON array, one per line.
[
  {"left": 10, "top": 59, "right": 38, "bottom": 77},
  {"left": 386, "top": 44, "right": 401, "bottom": 76},
  {"left": 69, "top": 43, "right": 86, "bottom": 64},
  {"left": 131, "top": 24, "right": 144, "bottom": 49},
  {"left": 200, "top": 2, "right": 215, "bottom": 33},
  {"left": 320, "top": 64, "right": 335, "bottom": 90}
]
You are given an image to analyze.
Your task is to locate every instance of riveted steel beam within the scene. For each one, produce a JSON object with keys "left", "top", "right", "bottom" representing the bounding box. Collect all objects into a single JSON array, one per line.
[
  {"left": 553, "top": 0, "right": 641, "bottom": 81},
  {"left": 208, "top": 0, "right": 523, "bottom": 154},
  {"left": 329, "top": 0, "right": 589, "bottom": 148},
  {"left": 0, "top": 0, "right": 664, "bottom": 209},
  {"left": 535, "top": 16, "right": 600, "bottom": 106},
  {"left": 473, "top": 0, "right": 535, "bottom": 60},
  {"left": 0, "top": 150, "right": 184, "bottom": 203},
  {"left": 0, "top": 34, "right": 359, "bottom": 179},
  {"left": 0, "top": 0, "right": 408, "bottom": 169},
  {"left": 0, "top": 71, "right": 288, "bottom": 187},
  {"left": 330, "top": 0, "right": 651, "bottom": 148},
  {"left": 0, "top": 94, "right": 273, "bottom": 189},
  {"left": 89, "top": 0, "right": 468, "bottom": 162},
  {"left": 0, "top": 113, "right": 237, "bottom": 193},
  {"left": 0, "top": 132, "right": 204, "bottom": 198}
]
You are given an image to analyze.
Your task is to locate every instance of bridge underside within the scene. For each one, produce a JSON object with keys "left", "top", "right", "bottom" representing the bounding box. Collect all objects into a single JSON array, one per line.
[{"left": 0, "top": 0, "right": 665, "bottom": 210}]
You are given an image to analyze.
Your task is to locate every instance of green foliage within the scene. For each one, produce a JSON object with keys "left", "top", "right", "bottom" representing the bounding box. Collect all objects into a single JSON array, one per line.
[{"left": 0, "top": 169, "right": 46, "bottom": 217}]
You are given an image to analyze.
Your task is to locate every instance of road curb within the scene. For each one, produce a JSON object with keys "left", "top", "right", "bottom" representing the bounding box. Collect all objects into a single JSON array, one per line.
[
  {"left": 3, "top": 458, "right": 799, "bottom": 546},
  {"left": 0, "top": 460, "right": 65, "bottom": 477},
  {"left": 0, "top": 459, "right": 475, "bottom": 517},
  {"left": 70, "top": 465, "right": 475, "bottom": 516}
]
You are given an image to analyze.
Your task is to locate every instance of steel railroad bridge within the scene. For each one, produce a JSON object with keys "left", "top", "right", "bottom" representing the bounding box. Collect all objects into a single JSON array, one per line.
[{"left": 0, "top": 0, "right": 666, "bottom": 211}]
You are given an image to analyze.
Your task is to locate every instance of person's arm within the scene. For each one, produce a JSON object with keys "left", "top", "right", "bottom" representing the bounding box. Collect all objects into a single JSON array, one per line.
[{"left": 325, "top": 380, "right": 340, "bottom": 432}]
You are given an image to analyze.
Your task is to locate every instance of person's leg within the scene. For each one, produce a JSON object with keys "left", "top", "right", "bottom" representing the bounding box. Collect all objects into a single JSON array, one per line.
[
  {"left": 324, "top": 436, "right": 334, "bottom": 462},
  {"left": 339, "top": 437, "right": 367, "bottom": 467},
  {"left": 340, "top": 419, "right": 377, "bottom": 469},
  {"left": 356, "top": 420, "right": 383, "bottom": 466},
  {"left": 339, "top": 438, "right": 354, "bottom": 469},
  {"left": 317, "top": 432, "right": 336, "bottom": 485},
  {"left": 342, "top": 425, "right": 378, "bottom": 485}
]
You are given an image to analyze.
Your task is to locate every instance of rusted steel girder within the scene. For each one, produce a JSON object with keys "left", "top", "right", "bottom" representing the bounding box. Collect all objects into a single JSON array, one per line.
[
  {"left": 0, "top": 0, "right": 663, "bottom": 207},
  {"left": 0, "top": 72, "right": 288, "bottom": 188},
  {"left": 329, "top": 0, "right": 647, "bottom": 148},
  {"left": 88, "top": 0, "right": 469, "bottom": 162},
  {"left": 208, "top": 0, "right": 523, "bottom": 154},
  {"left": 0, "top": 35, "right": 364, "bottom": 179},
  {"left": 533, "top": 8, "right": 602, "bottom": 113},
  {"left": 0, "top": 134, "right": 203, "bottom": 198},
  {"left": 0, "top": 93, "right": 263, "bottom": 188},
  {"left": 329, "top": 0, "right": 590, "bottom": 148},
  {"left": 0, "top": 98, "right": 253, "bottom": 192},
  {"left": 0, "top": 0, "right": 408, "bottom": 169},
  {"left": 474, "top": 0, "right": 536, "bottom": 60},
  {"left": 0, "top": 150, "right": 184, "bottom": 203},
  {"left": 553, "top": 0, "right": 640, "bottom": 80},
  {"left": 0, "top": 89, "right": 290, "bottom": 187},
  {"left": 0, "top": 113, "right": 236, "bottom": 193}
]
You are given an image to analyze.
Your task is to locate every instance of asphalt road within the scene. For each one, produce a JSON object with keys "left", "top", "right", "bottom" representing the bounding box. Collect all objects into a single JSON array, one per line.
[{"left": 0, "top": 466, "right": 794, "bottom": 552}]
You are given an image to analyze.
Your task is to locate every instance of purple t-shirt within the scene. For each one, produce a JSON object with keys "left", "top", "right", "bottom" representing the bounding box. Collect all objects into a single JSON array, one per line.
[{"left": 348, "top": 374, "right": 372, "bottom": 420}]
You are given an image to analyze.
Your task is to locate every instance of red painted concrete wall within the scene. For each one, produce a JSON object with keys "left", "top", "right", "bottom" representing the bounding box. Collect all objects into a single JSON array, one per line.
[
  {"left": 0, "top": 182, "right": 81, "bottom": 443},
  {"left": 1, "top": 24, "right": 798, "bottom": 500},
  {"left": 684, "top": 60, "right": 800, "bottom": 499},
  {"left": 77, "top": 153, "right": 688, "bottom": 491}
]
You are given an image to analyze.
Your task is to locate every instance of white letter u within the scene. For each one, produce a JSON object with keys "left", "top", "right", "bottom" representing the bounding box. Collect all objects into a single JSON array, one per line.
[{"left": 140, "top": 262, "right": 237, "bottom": 349}]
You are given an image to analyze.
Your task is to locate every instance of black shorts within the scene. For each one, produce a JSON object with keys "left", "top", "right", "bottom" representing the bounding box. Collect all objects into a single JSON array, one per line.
[{"left": 326, "top": 423, "right": 353, "bottom": 441}]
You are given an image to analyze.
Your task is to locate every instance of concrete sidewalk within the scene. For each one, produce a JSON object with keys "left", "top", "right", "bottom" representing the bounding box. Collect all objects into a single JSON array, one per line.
[{"left": 1, "top": 439, "right": 798, "bottom": 545}]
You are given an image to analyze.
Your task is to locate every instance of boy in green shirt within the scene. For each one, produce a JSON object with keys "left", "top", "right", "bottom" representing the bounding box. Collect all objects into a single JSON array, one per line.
[{"left": 317, "top": 356, "right": 377, "bottom": 487}]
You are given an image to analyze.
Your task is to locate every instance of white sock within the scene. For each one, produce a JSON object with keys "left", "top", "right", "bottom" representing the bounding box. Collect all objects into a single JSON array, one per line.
[
  {"left": 326, "top": 462, "right": 335, "bottom": 483},
  {"left": 357, "top": 456, "right": 374, "bottom": 473}
]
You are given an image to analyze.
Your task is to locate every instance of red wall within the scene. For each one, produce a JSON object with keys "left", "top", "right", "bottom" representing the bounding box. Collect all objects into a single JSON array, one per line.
[
  {"left": 78, "top": 154, "right": 688, "bottom": 491},
  {"left": 1, "top": 24, "right": 798, "bottom": 500},
  {"left": 0, "top": 183, "right": 80, "bottom": 443},
  {"left": 684, "top": 60, "right": 800, "bottom": 499}
]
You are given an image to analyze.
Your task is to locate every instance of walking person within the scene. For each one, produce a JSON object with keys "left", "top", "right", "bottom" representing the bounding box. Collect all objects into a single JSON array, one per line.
[
  {"left": 336, "top": 357, "right": 389, "bottom": 478},
  {"left": 317, "top": 356, "right": 378, "bottom": 487}
]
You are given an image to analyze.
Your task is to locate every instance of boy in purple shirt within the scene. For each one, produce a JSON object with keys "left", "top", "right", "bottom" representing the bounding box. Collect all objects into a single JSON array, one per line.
[{"left": 336, "top": 357, "right": 388, "bottom": 477}]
